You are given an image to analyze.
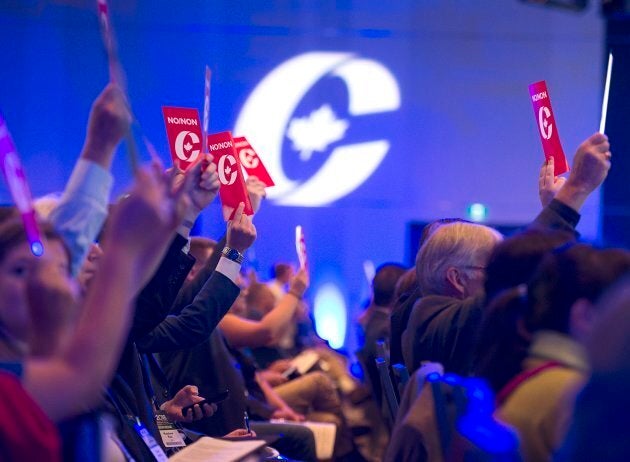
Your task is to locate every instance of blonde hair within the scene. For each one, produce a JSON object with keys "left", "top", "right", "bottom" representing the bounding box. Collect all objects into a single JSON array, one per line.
[
  {"left": 416, "top": 222, "right": 503, "bottom": 296},
  {"left": 33, "top": 193, "right": 61, "bottom": 220}
]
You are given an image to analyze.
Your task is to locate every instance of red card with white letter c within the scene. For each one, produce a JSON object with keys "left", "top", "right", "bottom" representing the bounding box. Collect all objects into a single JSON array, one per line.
[
  {"left": 528, "top": 81, "right": 569, "bottom": 176},
  {"left": 162, "top": 107, "right": 202, "bottom": 170},
  {"left": 233, "top": 136, "right": 275, "bottom": 187},
  {"left": 207, "top": 131, "right": 253, "bottom": 219}
]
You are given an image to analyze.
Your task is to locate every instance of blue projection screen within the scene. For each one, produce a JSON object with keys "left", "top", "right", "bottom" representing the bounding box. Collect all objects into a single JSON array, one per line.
[{"left": 0, "top": 1, "right": 603, "bottom": 350}]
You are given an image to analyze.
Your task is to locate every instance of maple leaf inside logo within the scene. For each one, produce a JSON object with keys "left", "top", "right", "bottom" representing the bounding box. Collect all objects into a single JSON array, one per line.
[
  {"left": 286, "top": 105, "right": 349, "bottom": 161},
  {"left": 184, "top": 142, "right": 193, "bottom": 151}
]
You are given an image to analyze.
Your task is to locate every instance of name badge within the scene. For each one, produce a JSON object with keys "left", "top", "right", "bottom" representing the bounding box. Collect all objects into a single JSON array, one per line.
[{"left": 155, "top": 411, "right": 186, "bottom": 448}]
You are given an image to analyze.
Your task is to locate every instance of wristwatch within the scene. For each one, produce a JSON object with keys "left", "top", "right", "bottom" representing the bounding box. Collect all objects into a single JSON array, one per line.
[{"left": 221, "top": 246, "right": 244, "bottom": 264}]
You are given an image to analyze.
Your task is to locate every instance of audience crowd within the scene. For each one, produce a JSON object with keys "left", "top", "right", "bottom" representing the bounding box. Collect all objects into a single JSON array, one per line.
[{"left": 0, "top": 80, "right": 626, "bottom": 462}]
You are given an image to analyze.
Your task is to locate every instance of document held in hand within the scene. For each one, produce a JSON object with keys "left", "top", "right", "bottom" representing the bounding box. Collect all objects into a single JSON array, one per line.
[
  {"left": 168, "top": 436, "right": 266, "bottom": 462},
  {"left": 162, "top": 106, "right": 203, "bottom": 170},
  {"left": 528, "top": 81, "right": 569, "bottom": 176},
  {"left": 207, "top": 131, "right": 254, "bottom": 219},
  {"left": 233, "top": 136, "right": 275, "bottom": 187}
]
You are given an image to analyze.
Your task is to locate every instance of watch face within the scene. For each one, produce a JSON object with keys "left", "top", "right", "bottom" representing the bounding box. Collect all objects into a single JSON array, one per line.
[{"left": 223, "top": 247, "right": 243, "bottom": 263}]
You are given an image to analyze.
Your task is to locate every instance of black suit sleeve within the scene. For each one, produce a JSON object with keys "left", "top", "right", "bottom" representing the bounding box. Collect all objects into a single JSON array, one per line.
[
  {"left": 528, "top": 198, "right": 580, "bottom": 236},
  {"left": 136, "top": 271, "right": 239, "bottom": 353},
  {"left": 129, "top": 234, "right": 195, "bottom": 341},
  {"left": 170, "top": 235, "right": 227, "bottom": 311}
]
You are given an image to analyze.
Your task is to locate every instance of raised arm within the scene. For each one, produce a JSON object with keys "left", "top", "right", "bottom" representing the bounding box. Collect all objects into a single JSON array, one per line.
[
  {"left": 538, "top": 157, "right": 567, "bottom": 208},
  {"left": 554, "top": 132, "right": 611, "bottom": 211},
  {"left": 23, "top": 165, "right": 188, "bottom": 422},
  {"left": 49, "top": 83, "right": 131, "bottom": 276},
  {"left": 531, "top": 132, "right": 611, "bottom": 234},
  {"left": 219, "top": 268, "right": 309, "bottom": 348},
  {"left": 130, "top": 157, "right": 221, "bottom": 339},
  {"left": 172, "top": 175, "right": 267, "bottom": 308},
  {"left": 136, "top": 202, "right": 256, "bottom": 352}
]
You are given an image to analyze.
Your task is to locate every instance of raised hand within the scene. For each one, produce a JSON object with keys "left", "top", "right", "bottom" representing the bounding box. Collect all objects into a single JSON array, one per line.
[
  {"left": 26, "top": 250, "right": 79, "bottom": 356},
  {"left": 104, "top": 162, "right": 189, "bottom": 289},
  {"left": 221, "top": 174, "right": 264, "bottom": 221},
  {"left": 167, "top": 154, "right": 220, "bottom": 222},
  {"left": 538, "top": 157, "right": 567, "bottom": 208},
  {"left": 288, "top": 267, "right": 310, "bottom": 299},
  {"left": 556, "top": 133, "right": 611, "bottom": 212},
  {"left": 226, "top": 202, "right": 257, "bottom": 254},
  {"left": 82, "top": 83, "right": 132, "bottom": 167},
  {"left": 246, "top": 175, "right": 267, "bottom": 214}
]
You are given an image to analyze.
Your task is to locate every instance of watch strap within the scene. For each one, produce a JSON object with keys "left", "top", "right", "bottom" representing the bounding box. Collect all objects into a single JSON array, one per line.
[{"left": 221, "top": 246, "right": 244, "bottom": 264}]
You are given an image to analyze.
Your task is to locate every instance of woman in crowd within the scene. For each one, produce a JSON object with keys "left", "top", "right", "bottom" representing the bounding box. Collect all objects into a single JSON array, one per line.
[{"left": 0, "top": 165, "right": 189, "bottom": 458}]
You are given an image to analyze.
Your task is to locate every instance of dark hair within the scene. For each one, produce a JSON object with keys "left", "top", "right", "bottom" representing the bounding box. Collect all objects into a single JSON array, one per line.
[
  {"left": 189, "top": 237, "right": 217, "bottom": 263},
  {"left": 393, "top": 267, "right": 418, "bottom": 303},
  {"left": 245, "top": 282, "right": 274, "bottom": 311},
  {"left": 0, "top": 206, "right": 18, "bottom": 224},
  {"left": 473, "top": 286, "right": 530, "bottom": 392},
  {"left": 527, "top": 244, "right": 630, "bottom": 334},
  {"left": 373, "top": 263, "right": 407, "bottom": 307},
  {"left": 484, "top": 229, "right": 574, "bottom": 303},
  {"left": 0, "top": 218, "right": 70, "bottom": 268},
  {"left": 271, "top": 263, "right": 292, "bottom": 280}
]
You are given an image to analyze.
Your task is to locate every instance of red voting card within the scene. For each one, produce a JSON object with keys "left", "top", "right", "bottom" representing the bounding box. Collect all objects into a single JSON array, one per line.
[
  {"left": 207, "top": 131, "right": 253, "bottom": 218},
  {"left": 233, "top": 136, "right": 275, "bottom": 187},
  {"left": 295, "top": 225, "right": 308, "bottom": 270},
  {"left": 528, "top": 81, "right": 569, "bottom": 176},
  {"left": 162, "top": 107, "right": 203, "bottom": 170}
]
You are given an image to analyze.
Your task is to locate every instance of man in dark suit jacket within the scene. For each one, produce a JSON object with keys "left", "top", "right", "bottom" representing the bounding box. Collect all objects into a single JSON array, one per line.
[{"left": 402, "top": 132, "right": 612, "bottom": 376}]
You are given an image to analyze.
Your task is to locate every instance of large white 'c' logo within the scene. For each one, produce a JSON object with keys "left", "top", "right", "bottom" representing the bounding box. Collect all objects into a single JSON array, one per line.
[
  {"left": 218, "top": 154, "right": 238, "bottom": 185},
  {"left": 239, "top": 148, "right": 260, "bottom": 169},
  {"left": 234, "top": 52, "right": 400, "bottom": 206},
  {"left": 174, "top": 130, "right": 201, "bottom": 163},
  {"left": 538, "top": 106, "right": 553, "bottom": 140}
]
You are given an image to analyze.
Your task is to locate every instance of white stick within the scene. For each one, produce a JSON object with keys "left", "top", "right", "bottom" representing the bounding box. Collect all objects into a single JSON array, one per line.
[
  {"left": 295, "top": 225, "right": 307, "bottom": 270},
  {"left": 202, "top": 66, "right": 211, "bottom": 153},
  {"left": 599, "top": 52, "right": 613, "bottom": 134}
]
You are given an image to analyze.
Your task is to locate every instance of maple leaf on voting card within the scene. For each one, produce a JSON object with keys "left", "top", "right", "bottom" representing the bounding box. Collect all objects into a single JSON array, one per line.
[{"left": 286, "top": 105, "right": 349, "bottom": 161}]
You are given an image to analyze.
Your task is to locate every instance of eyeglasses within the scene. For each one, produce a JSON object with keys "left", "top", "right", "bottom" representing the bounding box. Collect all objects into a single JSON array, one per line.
[{"left": 463, "top": 265, "right": 486, "bottom": 271}]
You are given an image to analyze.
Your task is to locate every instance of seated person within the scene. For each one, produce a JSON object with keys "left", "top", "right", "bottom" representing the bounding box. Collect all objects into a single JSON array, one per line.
[
  {"left": 237, "top": 276, "right": 362, "bottom": 400},
  {"left": 493, "top": 245, "right": 630, "bottom": 462},
  {"left": 402, "top": 133, "right": 612, "bottom": 376},
  {"left": 356, "top": 263, "right": 406, "bottom": 405},
  {"left": 267, "top": 262, "right": 294, "bottom": 301},
  {"left": 159, "top": 327, "right": 318, "bottom": 462}
]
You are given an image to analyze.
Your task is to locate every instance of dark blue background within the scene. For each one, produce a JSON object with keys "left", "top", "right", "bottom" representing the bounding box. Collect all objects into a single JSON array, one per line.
[{"left": 0, "top": 0, "right": 604, "bottom": 351}]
